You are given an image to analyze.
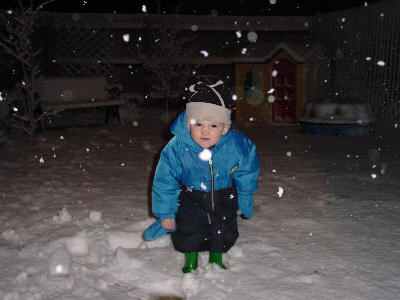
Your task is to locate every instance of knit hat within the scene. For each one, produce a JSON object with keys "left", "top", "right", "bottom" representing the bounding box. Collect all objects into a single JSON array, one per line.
[{"left": 186, "top": 80, "right": 232, "bottom": 125}]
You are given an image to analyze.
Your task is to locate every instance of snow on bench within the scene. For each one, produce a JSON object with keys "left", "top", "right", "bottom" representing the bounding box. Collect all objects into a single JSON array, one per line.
[{"left": 39, "top": 75, "right": 125, "bottom": 125}]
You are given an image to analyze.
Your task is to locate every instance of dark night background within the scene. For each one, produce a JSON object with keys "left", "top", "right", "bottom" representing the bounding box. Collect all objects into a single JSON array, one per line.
[{"left": 0, "top": 0, "right": 387, "bottom": 15}]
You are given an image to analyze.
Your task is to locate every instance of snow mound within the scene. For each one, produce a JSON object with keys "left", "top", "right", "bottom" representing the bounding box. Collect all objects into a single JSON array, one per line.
[{"left": 300, "top": 102, "right": 373, "bottom": 124}]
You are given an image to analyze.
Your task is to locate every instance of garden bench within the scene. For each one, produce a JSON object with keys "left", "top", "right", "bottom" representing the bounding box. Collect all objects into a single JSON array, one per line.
[{"left": 38, "top": 75, "right": 128, "bottom": 127}]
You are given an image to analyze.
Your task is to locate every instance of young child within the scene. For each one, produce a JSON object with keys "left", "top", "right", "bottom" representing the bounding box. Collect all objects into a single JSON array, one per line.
[{"left": 144, "top": 80, "right": 260, "bottom": 273}]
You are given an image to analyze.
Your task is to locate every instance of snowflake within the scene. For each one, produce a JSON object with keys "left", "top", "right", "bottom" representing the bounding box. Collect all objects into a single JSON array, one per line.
[
  {"left": 200, "top": 50, "right": 209, "bottom": 57},
  {"left": 122, "top": 34, "right": 130, "bottom": 42},
  {"left": 199, "top": 149, "right": 212, "bottom": 161},
  {"left": 200, "top": 182, "right": 207, "bottom": 191},
  {"left": 377, "top": 60, "right": 386, "bottom": 67},
  {"left": 277, "top": 187, "right": 284, "bottom": 198}
]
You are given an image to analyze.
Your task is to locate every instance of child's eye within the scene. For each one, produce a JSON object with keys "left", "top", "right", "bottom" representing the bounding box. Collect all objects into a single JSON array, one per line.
[
  {"left": 211, "top": 124, "right": 217, "bottom": 128},
  {"left": 195, "top": 122, "right": 202, "bottom": 127}
]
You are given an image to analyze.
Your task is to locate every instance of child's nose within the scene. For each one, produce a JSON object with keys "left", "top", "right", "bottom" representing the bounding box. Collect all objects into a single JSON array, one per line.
[{"left": 201, "top": 126, "right": 210, "bottom": 134}]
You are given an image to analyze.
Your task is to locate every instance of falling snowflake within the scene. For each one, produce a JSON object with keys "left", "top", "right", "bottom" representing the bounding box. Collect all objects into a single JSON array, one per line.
[
  {"left": 277, "top": 187, "right": 284, "bottom": 198},
  {"left": 371, "top": 173, "right": 377, "bottom": 179},
  {"left": 0, "top": 92, "right": 3, "bottom": 101},
  {"left": 189, "top": 118, "right": 196, "bottom": 125},
  {"left": 229, "top": 194, "right": 235, "bottom": 199},
  {"left": 55, "top": 264, "right": 64, "bottom": 274},
  {"left": 267, "top": 88, "right": 274, "bottom": 94},
  {"left": 235, "top": 30, "right": 242, "bottom": 38},
  {"left": 199, "top": 149, "right": 212, "bottom": 161},
  {"left": 122, "top": 34, "right": 130, "bottom": 42},
  {"left": 241, "top": 48, "right": 247, "bottom": 54},
  {"left": 286, "top": 151, "right": 292, "bottom": 157},
  {"left": 39, "top": 157, "right": 45, "bottom": 164},
  {"left": 200, "top": 182, "right": 207, "bottom": 190},
  {"left": 272, "top": 70, "right": 278, "bottom": 77},
  {"left": 12, "top": 107, "right": 18, "bottom": 112},
  {"left": 267, "top": 95, "right": 275, "bottom": 103},
  {"left": 59, "top": 136, "right": 64, "bottom": 140},
  {"left": 200, "top": 50, "right": 209, "bottom": 57},
  {"left": 232, "top": 94, "right": 238, "bottom": 101},
  {"left": 377, "top": 60, "right": 386, "bottom": 67},
  {"left": 121, "top": 163, "right": 125, "bottom": 166},
  {"left": 247, "top": 31, "right": 258, "bottom": 42},
  {"left": 142, "top": 4, "right": 147, "bottom": 12},
  {"left": 270, "top": 0, "right": 277, "bottom": 4},
  {"left": 191, "top": 25, "right": 199, "bottom": 31},
  {"left": 85, "top": 148, "right": 90, "bottom": 152}
]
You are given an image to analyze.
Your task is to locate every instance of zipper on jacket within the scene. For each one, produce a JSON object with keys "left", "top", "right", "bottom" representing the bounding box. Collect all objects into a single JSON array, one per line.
[{"left": 209, "top": 159, "right": 215, "bottom": 211}]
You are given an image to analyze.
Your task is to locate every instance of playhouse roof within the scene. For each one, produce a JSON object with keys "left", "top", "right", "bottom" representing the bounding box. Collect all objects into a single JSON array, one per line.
[{"left": 232, "top": 41, "right": 329, "bottom": 64}]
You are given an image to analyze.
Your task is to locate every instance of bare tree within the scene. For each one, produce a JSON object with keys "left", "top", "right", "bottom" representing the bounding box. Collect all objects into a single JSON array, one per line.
[
  {"left": 133, "top": 16, "right": 201, "bottom": 121},
  {"left": 0, "top": 0, "right": 55, "bottom": 138}
]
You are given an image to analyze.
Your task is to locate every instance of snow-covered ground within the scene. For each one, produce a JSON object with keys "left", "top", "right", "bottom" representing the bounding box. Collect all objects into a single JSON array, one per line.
[{"left": 0, "top": 107, "right": 399, "bottom": 300}]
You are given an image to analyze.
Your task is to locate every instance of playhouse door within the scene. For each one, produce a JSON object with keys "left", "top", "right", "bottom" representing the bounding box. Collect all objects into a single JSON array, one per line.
[{"left": 272, "top": 58, "right": 297, "bottom": 123}]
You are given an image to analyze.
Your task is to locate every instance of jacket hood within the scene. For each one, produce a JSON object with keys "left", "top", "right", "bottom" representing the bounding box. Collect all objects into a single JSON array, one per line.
[{"left": 170, "top": 111, "right": 231, "bottom": 150}]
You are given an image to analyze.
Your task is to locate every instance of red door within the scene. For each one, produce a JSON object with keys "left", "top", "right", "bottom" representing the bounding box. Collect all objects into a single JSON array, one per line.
[{"left": 271, "top": 58, "right": 297, "bottom": 123}]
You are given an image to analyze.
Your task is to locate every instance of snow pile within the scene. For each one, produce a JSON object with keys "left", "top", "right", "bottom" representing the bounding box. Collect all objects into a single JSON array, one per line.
[{"left": 300, "top": 102, "right": 373, "bottom": 124}]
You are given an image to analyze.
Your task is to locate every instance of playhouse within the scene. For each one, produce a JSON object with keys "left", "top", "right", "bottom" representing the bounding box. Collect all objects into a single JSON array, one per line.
[{"left": 233, "top": 42, "right": 331, "bottom": 124}]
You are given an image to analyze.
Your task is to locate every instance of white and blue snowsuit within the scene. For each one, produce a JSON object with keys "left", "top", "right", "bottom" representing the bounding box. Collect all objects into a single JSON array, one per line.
[{"left": 144, "top": 111, "right": 260, "bottom": 253}]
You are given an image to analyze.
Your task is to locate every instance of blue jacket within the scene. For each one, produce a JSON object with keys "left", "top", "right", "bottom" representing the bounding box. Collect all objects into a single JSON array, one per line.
[{"left": 144, "top": 111, "right": 260, "bottom": 240}]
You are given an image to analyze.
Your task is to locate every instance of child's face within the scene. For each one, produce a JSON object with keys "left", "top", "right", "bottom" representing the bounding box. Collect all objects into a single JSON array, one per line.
[{"left": 187, "top": 120, "right": 230, "bottom": 149}]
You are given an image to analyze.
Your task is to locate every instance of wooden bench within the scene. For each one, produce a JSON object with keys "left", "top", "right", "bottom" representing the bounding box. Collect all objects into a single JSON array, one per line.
[{"left": 39, "top": 75, "right": 126, "bottom": 127}]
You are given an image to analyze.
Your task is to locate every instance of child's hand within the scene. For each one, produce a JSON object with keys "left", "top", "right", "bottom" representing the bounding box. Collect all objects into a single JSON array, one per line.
[{"left": 161, "top": 218, "right": 175, "bottom": 230}]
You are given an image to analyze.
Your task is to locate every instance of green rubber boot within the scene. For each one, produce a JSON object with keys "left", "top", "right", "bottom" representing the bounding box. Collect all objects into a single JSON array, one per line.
[
  {"left": 209, "top": 252, "right": 227, "bottom": 270},
  {"left": 182, "top": 252, "right": 198, "bottom": 273}
]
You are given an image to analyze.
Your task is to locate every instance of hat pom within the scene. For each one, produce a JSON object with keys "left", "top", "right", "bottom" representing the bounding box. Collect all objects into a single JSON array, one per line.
[
  {"left": 189, "top": 81, "right": 205, "bottom": 93},
  {"left": 210, "top": 80, "right": 224, "bottom": 87}
]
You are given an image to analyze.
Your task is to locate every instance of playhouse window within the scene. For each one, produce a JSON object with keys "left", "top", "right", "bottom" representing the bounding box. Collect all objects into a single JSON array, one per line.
[
  {"left": 275, "top": 89, "right": 284, "bottom": 99},
  {"left": 284, "top": 90, "right": 294, "bottom": 100},
  {"left": 285, "top": 76, "right": 294, "bottom": 86},
  {"left": 244, "top": 70, "right": 262, "bottom": 105},
  {"left": 275, "top": 75, "right": 284, "bottom": 85}
]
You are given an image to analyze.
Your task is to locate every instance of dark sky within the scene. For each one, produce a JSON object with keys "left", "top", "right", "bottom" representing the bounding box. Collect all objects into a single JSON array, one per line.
[{"left": 1, "top": 0, "right": 386, "bottom": 15}]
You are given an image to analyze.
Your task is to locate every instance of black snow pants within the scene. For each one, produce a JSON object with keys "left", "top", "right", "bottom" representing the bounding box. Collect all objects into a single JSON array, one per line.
[{"left": 171, "top": 183, "right": 239, "bottom": 253}]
